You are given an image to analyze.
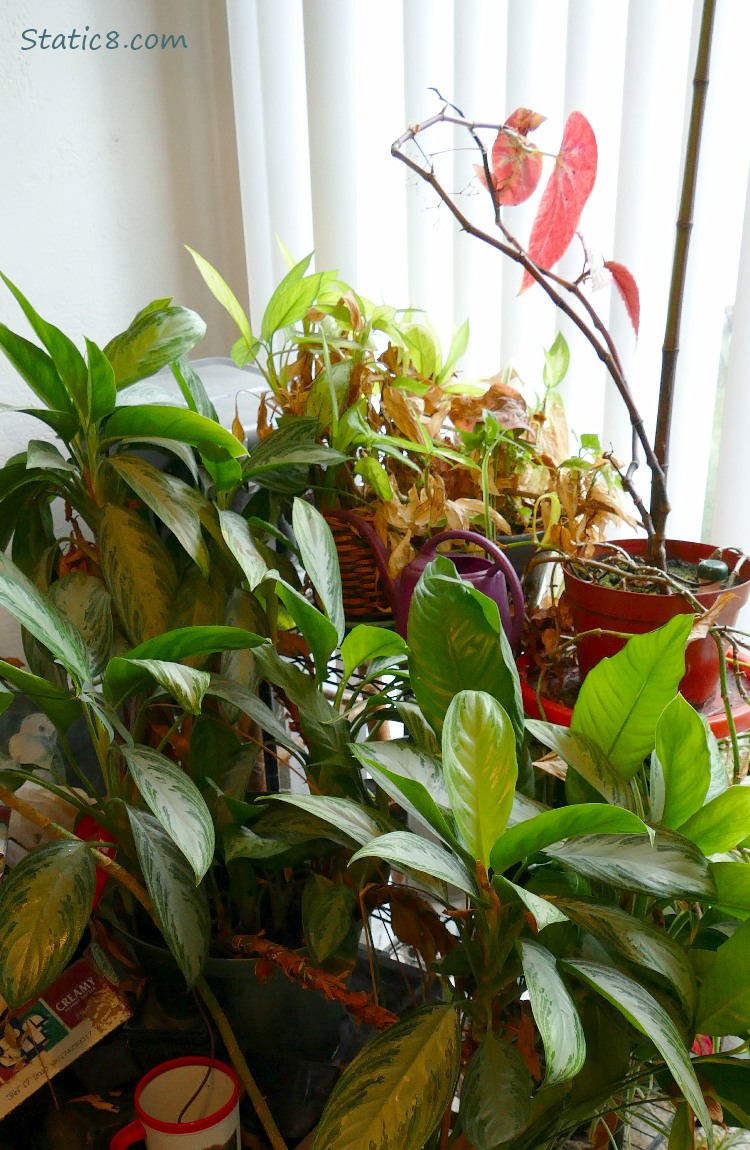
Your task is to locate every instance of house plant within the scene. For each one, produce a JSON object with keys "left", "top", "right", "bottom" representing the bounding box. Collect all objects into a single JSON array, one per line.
[
  {"left": 275, "top": 562, "right": 750, "bottom": 1149},
  {"left": 390, "top": 0, "right": 750, "bottom": 719}
]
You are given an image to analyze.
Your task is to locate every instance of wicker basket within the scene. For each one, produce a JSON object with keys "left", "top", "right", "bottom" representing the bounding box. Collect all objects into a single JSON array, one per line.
[{"left": 323, "top": 508, "right": 395, "bottom": 624}]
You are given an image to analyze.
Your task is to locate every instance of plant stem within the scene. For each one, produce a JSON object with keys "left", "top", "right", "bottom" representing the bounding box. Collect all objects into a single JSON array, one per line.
[
  {"left": 650, "top": 0, "right": 717, "bottom": 562},
  {"left": 195, "top": 978, "right": 289, "bottom": 1150},
  {"left": 714, "top": 633, "right": 741, "bottom": 777}
]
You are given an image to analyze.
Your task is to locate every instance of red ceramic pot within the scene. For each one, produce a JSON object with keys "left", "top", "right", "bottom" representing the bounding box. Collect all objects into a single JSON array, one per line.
[{"left": 563, "top": 539, "right": 750, "bottom": 707}]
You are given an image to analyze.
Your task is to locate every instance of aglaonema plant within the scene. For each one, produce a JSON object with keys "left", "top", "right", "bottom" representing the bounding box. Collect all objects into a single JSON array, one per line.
[{"left": 263, "top": 565, "right": 750, "bottom": 1149}]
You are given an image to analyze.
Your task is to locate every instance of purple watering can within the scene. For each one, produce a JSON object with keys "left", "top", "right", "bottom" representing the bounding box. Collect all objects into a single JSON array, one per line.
[{"left": 326, "top": 512, "right": 525, "bottom": 651}]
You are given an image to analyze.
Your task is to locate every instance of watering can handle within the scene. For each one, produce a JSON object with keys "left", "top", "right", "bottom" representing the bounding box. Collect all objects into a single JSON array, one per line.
[{"left": 416, "top": 530, "right": 525, "bottom": 649}]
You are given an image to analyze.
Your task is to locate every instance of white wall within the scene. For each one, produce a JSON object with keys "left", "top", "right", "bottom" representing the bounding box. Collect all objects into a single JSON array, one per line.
[{"left": 0, "top": 0, "right": 247, "bottom": 657}]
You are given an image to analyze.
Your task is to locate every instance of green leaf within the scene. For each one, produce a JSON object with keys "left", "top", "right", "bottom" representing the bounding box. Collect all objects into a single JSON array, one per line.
[
  {"left": 0, "top": 841, "right": 95, "bottom": 1007},
  {"left": 350, "top": 831, "right": 477, "bottom": 898},
  {"left": 668, "top": 1103, "right": 693, "bottom": 1150},
  {"left": 121, "top": 744, "right": 215, "bottom": 882},
  {"left": 25, "top": 440, "right": 76, "bottom": 474},
  {"left": 47, "top": 573, "right": 113, "bottom": 677},
  {"left": 442, "top": 690, "right": 517, "bottom": 868},
  {"left": 311, "top": 1005, "right": 460, "bottom": 1150},
  {"left": 103, "top": 626, "right": 265, "bottom": 704},
  {"left": 98, "top": 504, "right": 178, "bottom": 646},
  {"left": 0, "top": 323, "right": 74, "bottom": 416},
  {"left": 261, "top": 260, "right": 321, "bottom": 341},
  {"left": 407, "top": 558, "right": 524, "bottom": 749},
  {"left": 268, "top": 793, "right": 384, "bottom": 847},
  {"left": 678, "top": 786, "right": 750, "bottom": 855},
  {"left": 302, "top": 874, "right": 357, "bottom": 963},
  {"left": 218, "top": 510, "right": 266, "bottom": 590},
  {"left": 185, "top": 246, "right": 253, "bottom": 346},
  {"left": 490, "top": 805, "right": 648, "bottom": 874},
  {"left": 694, "top": 1058, "right": 750, "bottom": 1129},
  {"left": 117, "top": 659, "right": 210, "bottom": 714},
  {"left": 492, "top": 874, "right": 568, "bottom": 930},
  {"left": 518, "top": 938, "right": 585, "bottom": 1086},
  {"left": 341, "top": 625, "right": 407, "bottom": 682},
  {"left": 711, "top": 860, "right": 750, "bottom": 918},
  {"left": 545, "top": 828, "right": 716, "bottom": 900},
  {"left": 85, "top": 337, "right": 116, "bottom": 423},
  {"left": 460, "top": 1032, "right": 532, "bottom": 1149},
  {"left": 556, "top": 899, "right": 697, "bottom": 1018},
  {"left": 170, "top": 357, "right": 219, "bottom": 422},
  {"left": 104, "top": 305, "right": 206, "bottom": 389},
  {"left": 208, "top": 676, "right": 304, "bottom": 757},
  {"left": 243, "top": 417, "right": 348, "bottom": 493},
  {"left": 292, "top": 498, "right": 345, "bottom": 643},
  {"left": 0, "top": 552, "right": 90, "bottom": 683},
  {"left": 437, "top": 318, "right": 470, "bottom": 385},
  {"left": 0, "top": 402, "right": 77, "bottom": 440},
  {"left": 272, "top": 577, "right": 339, "bottom": 684},
  {"left": 109, "top": 455, "right": 210, "bottom": 576},
  {"left": 128, "top": 809, "right": 209, "bottom": 987},
  {"left": 526, "top": 720, "right": 635, "bottom": 809},
  {"left": 695, "top": 918, "right": 750, "bottom": 1036},
  {"left": 543, "top": 331, "right": 570, "bottom": 390},
  {"left": 0, "top": 272, "right": 88, "bottom": 413},
  {"left": 353, "top": 455, "right": 392, "bottom": 500},
  {"left": 349, "top": 742, "right": 459, "bottom": 852},
  {"left": 571, "top": 615, "right": 694, "bottom": 779},
  {"left": 113, "top": 436, "right": 200, "bottom": 483},
  {"left": 104, "top": 406, "right": 246, "bottom": 457},
  {"left": 655, "top": 694, "right": 711, "bottom": 828},
  {"left": 562, "top": 959, "right": 712, "bottom": 1140},
  {"left": 0, "top": 658, "right": 81, "bottom": 732}
]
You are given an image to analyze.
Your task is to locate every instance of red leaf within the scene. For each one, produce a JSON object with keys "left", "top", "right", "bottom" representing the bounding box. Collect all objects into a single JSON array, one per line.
[
  {"left": 521, "top": 112, "right": 598, "bottom": 292},
  {"left": 604, "top": 259, "right": 640, "bottom": 336},
  {"left": 488, "top": 108, "right": 545, "bottom": 207}
]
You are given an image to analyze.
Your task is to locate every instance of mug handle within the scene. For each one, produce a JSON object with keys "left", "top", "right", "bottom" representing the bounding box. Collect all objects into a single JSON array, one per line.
[{"left": 110, "top": 1119, "right": 145, "bottom": 1148}]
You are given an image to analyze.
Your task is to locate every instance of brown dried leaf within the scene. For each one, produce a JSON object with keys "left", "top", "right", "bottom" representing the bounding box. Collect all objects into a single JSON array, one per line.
[
  {"left": 689, "top": 591, "right": 737, "bottom": 642},
  {"left": 68, "top": 1094, "right": 121, "bottom": 1114},
  {"left": 534, "top": 752, "right": 568, "bottom": 779},
  {"left": 449, "top": 381, "right": 531, "bottom": 433},
  {"left": 381, "top": 387, "right": 425, "bottom": 445},
  {"left": 534, "top": 400, "right": 569, "bottom": 466}
]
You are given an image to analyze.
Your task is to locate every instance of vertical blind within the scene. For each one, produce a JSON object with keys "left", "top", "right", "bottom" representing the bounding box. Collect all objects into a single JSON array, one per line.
[{"left": 225, "top": 0, "right": 750, "bottom": 553}]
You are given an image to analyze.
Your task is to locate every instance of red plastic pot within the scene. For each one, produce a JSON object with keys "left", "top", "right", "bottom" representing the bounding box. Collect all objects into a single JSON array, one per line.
[{"left": 563, "top": 539, "right": 750, "bottom": 707}]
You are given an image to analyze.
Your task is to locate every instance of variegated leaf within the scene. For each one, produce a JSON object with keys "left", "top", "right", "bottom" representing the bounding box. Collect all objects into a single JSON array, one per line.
[
  {"left": 562, "top": 960, "right": 712, "bottom": 1142},
  {"left": 48, "top": 572, "right": 113, "bottom": 676},
  {"left": 104, "top": 305, "right": 206, "bottom": 390},
  {"left": 490, "top": 805, "right": 648, "bottom": 874},
  {"left": 120, "top": 658, "right": 210, "bottom": 715},
  {"left": 350, "top": 831, "right": 477, "bottom": 898},
  {"left": 492, "top": 874, "right": 568, "bottom": 930},
  {"left": 268, "top": 793, "right": 384, "bottom": 847},
  {"left": 292, "top": 498, "right": 345, "bottom": 643},
  {"left": 219, "top": 589, "right": 265, "bottom": 719},
  {"left": 0, "top": 552, "right": 90, "bottom": 684},
  {"left": 460, "top": 1032, "right": 531, "bottom": 1149},
  {"left": 218, "top": 510, "right": 266, "bottom": 590},
  {"left": 442, "top": 691, "right": 517, "bottom": 868},
  {"left": 99, "top": 504, "right": 178, "bottom": 646},
  {"left": 0, "top": 841, "right": 95, "bottom": 1006},
  {"left": 544, "top": 828, "right": 716, "bottom": 900},
  {"left": 350, "top": 742, "right": 459, "bottom": 853},
  {"left": 311, "top": 1005, "right": 460, "bottom": 1150},
  {"left": 556, "top": 899, "right": 697, "bottom": 1018},
  {"left": 518, "top": 938, "right": 585, "bottom": 1086},
  {"left": 526, "top": 720, "right": 635, "bottom": 809},
  {"left": 121, "top": 744, "right": 214, "bottom": 882},
  {"left": 108, "top": 454, "right": 210, "bottom": 576},
  {"left": 302, "top": 873, "right": 357, "bottom": 964},
  {"left": 128, "top": 809, "right": 209, "bottom": 987}
]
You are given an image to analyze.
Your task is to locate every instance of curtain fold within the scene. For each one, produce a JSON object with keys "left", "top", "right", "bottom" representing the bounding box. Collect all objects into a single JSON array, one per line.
[{"left": 225, "top": 0, "right": 750, "bottom": 552}]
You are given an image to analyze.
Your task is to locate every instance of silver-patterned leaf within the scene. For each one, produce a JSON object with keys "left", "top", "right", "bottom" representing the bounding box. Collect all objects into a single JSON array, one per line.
[
  {"left": 122, "top": 658, "right": 210, "bottom": 715},
  {"left": 556, "top": 899, "right": 697, "bottom": 1019},
  {"left": 562, "top": 959, "right": 712, "bottom": 1142},
  {"left": 121, "top": 744, "right": 215, "bottom": 882},
  {"left": 218, "top": 510, "right": 266, "bottom": 590},
  {"left": 492, "top": 874, "right": 568, "bottom": 930},
  {"left": 490, "top": 805, "right": 648, "bottom": 874},
  {"left": 128, "top": 809, "right": 209, "bottom": 987},
  {"left": 350, "top": 831, "right": 477, "bottom": 898},
  {"left": 349, "top": 741, "right": 457, "bottom": 850},
  {"left": 0, "top": 841, "right": 95, "bottom": 1007},
  {"left": 302, "top": 873, "right": 357, "bottom": 964},
  {"left": 99, "top": 504, "right": 178, "bottom": 646},
  {"left": 48, "top": 572, "right": 113, "bottom": 676},
  {"left": 460, "top": 1032, "right": 531, "bottom": 1149},
  {"left": 292, "top": 498, "right": 345, "bottom": 643},
  {"left": 544, "top": 828, "right": 716, "bottom": 900},
  {"left": 311, "top": 1005, "right": 460, "bottom": 1150},
  {"left": 104, "top": 305, "right": 206, "bottom": 390},
  {"left": 518, "top": 938, "right": 585, "bottom": 1086},
  {"left": 526, "top": 720, "right": 635, "bottom": 809},
  {"left": 0, "top": 552, "right": 90, "bottom": 684},
  {"left": 268, "top": 793, "right": 384, "bottom": 847},
  {"left": 109, "top": 455, "right": 210, "bottom": 576},
  {"left": 442, "top": 691, "right": 517, "bottom": 868}
]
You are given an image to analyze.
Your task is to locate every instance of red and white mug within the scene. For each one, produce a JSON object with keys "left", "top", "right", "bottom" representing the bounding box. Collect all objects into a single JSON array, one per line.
[{"left": 110, "top": 1057, "right": 240, "bottom": 1150}]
